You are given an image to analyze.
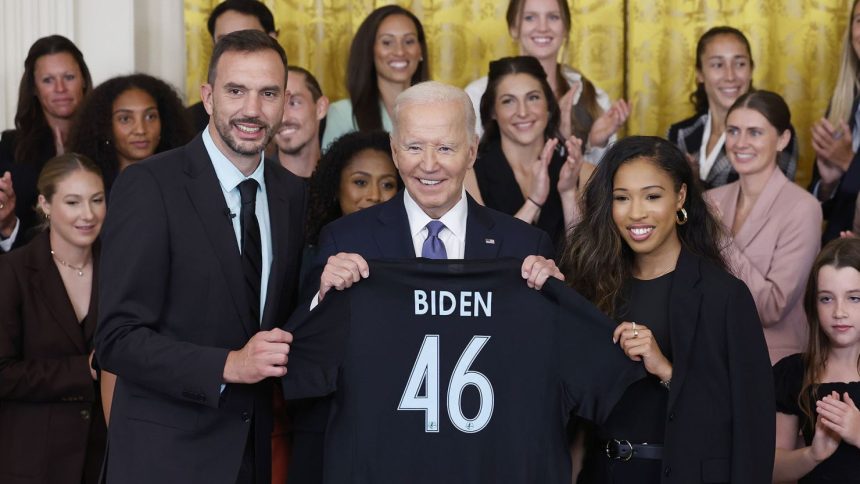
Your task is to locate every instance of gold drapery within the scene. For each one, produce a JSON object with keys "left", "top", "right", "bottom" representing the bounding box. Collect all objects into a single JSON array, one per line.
[{"left": 185, "top": 0, "right": 851, "bottom": 186}]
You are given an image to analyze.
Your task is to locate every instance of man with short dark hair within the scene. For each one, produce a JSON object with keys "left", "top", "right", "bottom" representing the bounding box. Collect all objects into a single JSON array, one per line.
[
  {"left": 97, "top": 30, "right": 306, "bottom": 484},
  {"left": 273, "top": 67, "right": 328, "bottom": 178},
  {"left": 188, "top": 0, "right": 279, "bottom": 132}
]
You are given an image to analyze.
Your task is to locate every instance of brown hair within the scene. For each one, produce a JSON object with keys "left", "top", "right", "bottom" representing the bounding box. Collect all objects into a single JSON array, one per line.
[
  {"left": 727, "top": 90, "right": 791, "bottom": 135},
  {"left": 690, "top": 26, "right": 754, "bottom": 115},
  {"left": 799, "top": 237, "right": 860, "bottom": 434},
  {"left": 36, "top": 153, "right": 103, "bottom": 221},
  {"left": 504, "top": 0, "right": 601, "bottom": 143},
  {"left": 560, "top": 136, "right": 726, "bottom": 316},
  {"left": 207, "top": 29, "right": 287, "bottom": 85},
  {"left": 14, "top": 35, "right": 93, "bottom": 165},
  {"left": 479, "top": 56, "right": 560, "bottom": 148}
]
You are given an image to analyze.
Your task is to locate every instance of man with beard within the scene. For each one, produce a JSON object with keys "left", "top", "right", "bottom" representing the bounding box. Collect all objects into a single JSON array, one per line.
[
  {"left": 273, "top": 66, "right": 328, "bottom": 178},
  {"left": 96, "top": 31, "right": 307, "bottom": 484},
  {"left": 187, "top": 0, "right": 279, "bottom": 132}
]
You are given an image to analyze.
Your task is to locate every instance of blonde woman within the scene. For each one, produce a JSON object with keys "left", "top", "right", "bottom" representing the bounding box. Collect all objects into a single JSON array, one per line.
[{"left": 813, "top": 0, "right": 860, "bottom": 242}]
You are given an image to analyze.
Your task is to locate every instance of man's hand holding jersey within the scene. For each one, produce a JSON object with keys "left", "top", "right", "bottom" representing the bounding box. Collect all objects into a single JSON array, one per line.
[{"left": 318, "top": 252, "right": 564, "bottom": 301}]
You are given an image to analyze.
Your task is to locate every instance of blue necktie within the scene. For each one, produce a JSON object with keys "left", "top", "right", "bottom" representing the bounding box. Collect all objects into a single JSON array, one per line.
[{"left": 421, "top": 220, "right": 447, "bottom": 259}]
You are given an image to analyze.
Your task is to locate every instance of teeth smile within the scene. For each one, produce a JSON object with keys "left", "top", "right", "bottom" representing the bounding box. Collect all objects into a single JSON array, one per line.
[
  {"left": 419, "top": 179, "right": 441, "bottom": 186},
  {"left": 630, "top": 227, "right": 653, "bottom": 236},
  {"left": 533, "top": 37, "right": 552, "bottom": 44},
  {"left": 389, "top": 61, "right": 408, "bottom": 69},
  {"left": 236, "top": 124, "right": 261, "bottom": 133}
]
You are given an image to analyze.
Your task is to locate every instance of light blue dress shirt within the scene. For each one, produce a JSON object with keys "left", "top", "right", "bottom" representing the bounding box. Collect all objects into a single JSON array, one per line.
[{"left": 202, "top": 128, "right": 272, "bottom": 323}]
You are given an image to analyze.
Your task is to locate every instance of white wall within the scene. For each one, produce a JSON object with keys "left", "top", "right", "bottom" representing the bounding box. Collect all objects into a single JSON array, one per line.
[{"left": 0, "top": 0, "right": 185, "bottom": 130}]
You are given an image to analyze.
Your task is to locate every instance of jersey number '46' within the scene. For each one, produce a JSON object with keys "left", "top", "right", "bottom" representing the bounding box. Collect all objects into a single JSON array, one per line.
[{"left": 397, "top": 335, "right": 494, "bottom": 433}]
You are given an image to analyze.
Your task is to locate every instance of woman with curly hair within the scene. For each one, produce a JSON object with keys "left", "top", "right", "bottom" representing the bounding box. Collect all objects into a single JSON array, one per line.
[
  {"left": 320, "top": 5, "right": 429, "bottom": 149},
  {"left": 0, "top": 35, "right": 92, "bottom": 249},
  {"left": 562, "top": 136, "right": 774, "bottom": 482},
  {"left": 69, "top": 74, "right": 193, "bottom": 191},
  {"left": 301, "top": 130, "right": 401, "bottom": 292}
]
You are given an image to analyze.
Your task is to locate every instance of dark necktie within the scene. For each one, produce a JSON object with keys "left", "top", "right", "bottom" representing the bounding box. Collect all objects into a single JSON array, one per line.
[
  {"left": 421, "top": 220, "right": 447, "bottom": 259},
  {"left": 238, "top": 179, "right": 262, "bottom": 324}
]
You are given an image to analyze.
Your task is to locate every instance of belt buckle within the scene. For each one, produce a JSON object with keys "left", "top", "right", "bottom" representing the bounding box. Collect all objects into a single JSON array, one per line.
[{"left": 605, "top": 439, "right": 633, "bottom": 461}]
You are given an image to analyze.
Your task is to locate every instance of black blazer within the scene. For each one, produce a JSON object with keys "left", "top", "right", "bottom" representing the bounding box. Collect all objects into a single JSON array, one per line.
[
  {"left": 0, "top": 230, "right": 106, "bottom": 484},
  {"left": 654, "top": 248, "right": 775, "bottom": 483},
  {"left": 95, "top": 134, "right": 307, "bottom": 484},
  {"left": 474, "top": 138, "right": 566, "bottom": 251},
  {"left": 289, "top": 191, "right": 555, "bottom": 483}
]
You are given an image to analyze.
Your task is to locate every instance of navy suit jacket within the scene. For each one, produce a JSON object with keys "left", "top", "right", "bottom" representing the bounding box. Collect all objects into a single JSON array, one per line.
[
  {"left": 289, "top": 191, "right": 554, "bottom": 484},
  {"left": 96, "top": 134, "right": 307, "bottom": 484},
  {"left": 301, "top": 191, "right": 554, "bottom": 297}
]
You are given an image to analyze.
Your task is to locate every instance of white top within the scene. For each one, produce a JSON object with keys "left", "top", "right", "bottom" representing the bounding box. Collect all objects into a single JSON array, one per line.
[
  {"left": 321, "top": 98, "right": 393, "bottom": 152},
  {"left": 310, "top": 188, "right": 469, "bottom": 310},
  {"left": 464, "top": 64, "right": 613, "bottom": 163},
  {"left": 698, "top": 111, "right": 726, "bottom": 182},
  {"left": 403, "top": 188, "right": 468, "bottom": 259}
]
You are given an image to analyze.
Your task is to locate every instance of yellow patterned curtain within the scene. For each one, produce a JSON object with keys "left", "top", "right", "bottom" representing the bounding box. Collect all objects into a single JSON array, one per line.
[{"left": 185, "top": 0, "right": 849, "bottom": 186}]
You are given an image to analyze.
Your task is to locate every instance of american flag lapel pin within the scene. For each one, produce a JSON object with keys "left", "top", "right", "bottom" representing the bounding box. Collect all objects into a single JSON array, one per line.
[{"left": 484, "top": 238, "right": 495, "bottom": 245}]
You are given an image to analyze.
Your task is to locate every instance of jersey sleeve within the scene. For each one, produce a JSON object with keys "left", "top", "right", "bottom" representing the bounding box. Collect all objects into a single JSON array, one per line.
[
  {"left": 773, "top": 353, "right": 804, "bottom": 416},
  {"left": 281, "top": 289, "right": 350, "bottom": 400},
  {"left": 545, "top": 279, "right": 646, "bottom": 424}
]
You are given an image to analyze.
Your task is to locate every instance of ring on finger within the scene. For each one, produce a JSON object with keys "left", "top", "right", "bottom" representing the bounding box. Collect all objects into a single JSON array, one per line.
[{"left": 632, "top": 322, "right": 639, "bottom": 338}]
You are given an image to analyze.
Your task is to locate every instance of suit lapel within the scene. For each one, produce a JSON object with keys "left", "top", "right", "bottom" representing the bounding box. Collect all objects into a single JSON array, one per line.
[
  {"left": 464, "top": 196, "right": 501, "bottom": 259},
  {"left": 667, "top": 248, "right": 703, "bottom": 411},
  {"left": 27, "top": 232, "right": 87, "bottom": 353},
  {"left": 81, "top": 242, "right": 100, "bottom": 346},
  {"left": 261, "top": 162, "right": 290, "bottom": 330},
  {"left": 374, "top": 192, "right": 417, "bottom": 258},
  {"left": 734, "top": 169, "right": 787, "bottom": 250},
  {"left": 183, "top": 137, "right": 254, "bottom": 337}
]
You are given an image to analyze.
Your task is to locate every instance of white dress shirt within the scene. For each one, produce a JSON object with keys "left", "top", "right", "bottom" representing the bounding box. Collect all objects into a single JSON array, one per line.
[
  {"left": 310, "top": 189, "right": 470, "bottom": 310},
  {"left": 698, "top": 111, "right": 725, "bottom": 182},
  {"left": 403, "top": 188, "right": 468, "bottom": 259}
]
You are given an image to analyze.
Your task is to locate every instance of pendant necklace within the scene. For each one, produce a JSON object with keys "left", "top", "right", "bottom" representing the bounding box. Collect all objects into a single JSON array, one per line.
[{"left": 51, "top": 250, "right": 87, "bottom": 277}]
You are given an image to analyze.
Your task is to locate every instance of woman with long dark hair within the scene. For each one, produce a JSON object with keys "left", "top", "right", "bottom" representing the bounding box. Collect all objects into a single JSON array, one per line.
[
  {"left": 466, "top": 56, "right": 591, "bottom": 248},
  {"left": 321, "top": 5, "right": 429, "bottom": 149},
  {"left": 69, "top": 74, "right": 193, "bottom": 191},
  {"left": 562, "top": 136, "right": 774, "bottom": 482},
  {"left": 0, "top": 35, "right": 92, "bottom": 248}
]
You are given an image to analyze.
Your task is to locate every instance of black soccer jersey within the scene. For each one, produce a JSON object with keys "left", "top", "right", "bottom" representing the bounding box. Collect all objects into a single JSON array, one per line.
[{"left": 283, "top": 258, "right": 645, "bottom": 484}]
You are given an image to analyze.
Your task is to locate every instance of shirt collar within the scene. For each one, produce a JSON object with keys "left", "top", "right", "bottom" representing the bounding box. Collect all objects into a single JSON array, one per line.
[
  {"left": 202, "top": 126, "right": 266, "bottom": 192},
  {"left": 403, "top": 188, "right": 468, "bottom": 238}
]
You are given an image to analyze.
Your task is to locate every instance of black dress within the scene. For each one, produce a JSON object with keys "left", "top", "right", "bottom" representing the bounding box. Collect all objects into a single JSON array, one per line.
[
  {"left": 774, "top": 353, "right": 860, "bottom": 483},
  {"left": 579, "top": 272, "right": 674, "bottom": 484},
  {"left": 473, "top": 139, "right": 565, "bottom": 251}
]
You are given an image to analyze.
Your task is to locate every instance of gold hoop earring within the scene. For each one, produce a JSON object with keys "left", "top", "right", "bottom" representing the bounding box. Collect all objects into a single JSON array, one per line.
[{"left": 676, "top": 208, "right": 688, "bottom": 225}]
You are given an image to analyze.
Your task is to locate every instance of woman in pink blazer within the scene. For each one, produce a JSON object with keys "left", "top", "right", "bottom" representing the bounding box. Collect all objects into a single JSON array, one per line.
[{"left": 705, "top": 90, "right": 821, "bottom": 364}]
